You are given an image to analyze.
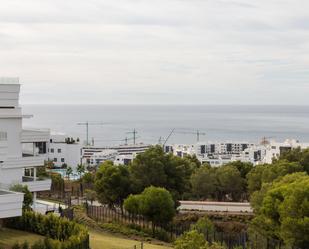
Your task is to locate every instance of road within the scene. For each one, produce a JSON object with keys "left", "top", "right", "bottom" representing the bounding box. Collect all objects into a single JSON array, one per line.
[{"left": 178, "top": 200, "right": 253, "bottom": 213}]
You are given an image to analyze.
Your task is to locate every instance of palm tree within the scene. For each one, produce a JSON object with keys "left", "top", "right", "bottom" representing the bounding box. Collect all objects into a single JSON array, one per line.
[
  {"left": 76, "top": 164, "right": 85, "bottom": 179},
  {"left": 66, "top": 166, "right": 73, "bottom": 181}
]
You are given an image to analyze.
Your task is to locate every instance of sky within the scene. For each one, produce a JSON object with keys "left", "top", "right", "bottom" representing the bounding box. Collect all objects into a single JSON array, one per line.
[{"left": 0, "top": 0, "right": 308, "bottom": 105}]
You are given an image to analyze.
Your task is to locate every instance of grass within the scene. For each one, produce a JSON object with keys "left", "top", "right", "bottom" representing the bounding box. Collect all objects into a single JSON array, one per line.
[
  {"left": 0, "top": 228, "right": 43, "bottom": 248},
  {"left": 90, "top": 230, "right": 172, "bottom": 249},
  {"left": 0, "top": 228, "right": 171, "bottom": 249}
]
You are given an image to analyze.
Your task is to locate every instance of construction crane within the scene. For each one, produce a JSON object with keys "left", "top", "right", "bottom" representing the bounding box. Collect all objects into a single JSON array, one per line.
[
  {"left": 126, "top": 129, "right": 138, "bottom": 145},
  {"left": 163, "top": 128, "right": 175, "bottom": 147},
  {"left": 77, "top": 121, "right": 105, "bottom": 146},
  {"left": 93, "top": 136, "right": 139, "bottom": 146},
  {"left": 175, "top": 130, "right": 206, "bottom": 142},
  {"left": 260, "top": 136, "right": 274, "bottom": 145}
]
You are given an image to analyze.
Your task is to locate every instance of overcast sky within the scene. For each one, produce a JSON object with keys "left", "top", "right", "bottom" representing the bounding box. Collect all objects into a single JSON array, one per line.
[{"left": 0, "top": 0, "right": 308, "bottom": 105}]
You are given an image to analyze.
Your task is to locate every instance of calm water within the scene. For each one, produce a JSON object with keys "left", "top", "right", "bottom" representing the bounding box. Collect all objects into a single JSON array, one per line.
[{"left": 22, "top": 105, "right": 309, "bottom": 146}]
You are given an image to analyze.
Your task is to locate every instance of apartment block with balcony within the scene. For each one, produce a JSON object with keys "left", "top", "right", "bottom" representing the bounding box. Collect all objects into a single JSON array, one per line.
[{"left": 0, "top": 78, "right": 51, "bottom": 219}]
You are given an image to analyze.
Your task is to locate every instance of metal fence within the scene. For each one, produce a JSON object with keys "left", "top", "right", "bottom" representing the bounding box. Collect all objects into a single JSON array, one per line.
[{"left": 87, "top": 205, "right": 249, "bottom": 249}]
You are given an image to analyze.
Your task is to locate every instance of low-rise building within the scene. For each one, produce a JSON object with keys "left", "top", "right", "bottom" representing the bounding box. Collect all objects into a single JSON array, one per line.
[
  {"left": 48, "top": 132, "right": 82, "bottom": 170},
  {"left": 81, "top": 143, "right": 150, "bottom": 166},
  {"left": 262, "top": 139, "right": 309, "bottom": 164},
  {"left": 88, "top": 149, "right": 118, "bottom": 166}
]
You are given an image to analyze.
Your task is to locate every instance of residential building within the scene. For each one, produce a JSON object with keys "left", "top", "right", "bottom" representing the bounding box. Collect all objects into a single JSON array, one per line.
[
  {"left": 81, "top": 143, "right": 150, "bottom": 166},
  {"left": 88, "top": 149, "right": 118, "bottom": 166},
  {"left": 171, "top": 144, "right": 195, "bottom": 158},
  {"left": 262, "top": 139, "right": 309, "bottom": 164},
  {"left": 48, "top": 132, "right": 82, "bottom": 170},
  {"left": 0, "top": 78, "right": 51, "bottom": 219},
  {"left": 194, "top": 141, "right": 254, "bottom": 166},
  {"left": 196, "top": 141, "right": 254, "bottom": 156}
]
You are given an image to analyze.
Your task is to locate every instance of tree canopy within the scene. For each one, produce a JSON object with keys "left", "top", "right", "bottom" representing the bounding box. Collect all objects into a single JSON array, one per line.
[
  {"left": 124, "top": 186, "right": 175, "bottom": 225},
  {"left": 250, "top": 172, "right": 309, "bottom": 249},
  {"left": 190, "top": 163, "right": 245, "bottom": 201},
  {"left": 129, "top": 145, "right": 195, "bottom": 199},
  {"left": 95, "top": 161, "right": 131, "bottom": 209},
  {"left": 247, "top": 160, "right": 303, "bottom": 194},
  {"left": 278, "top": 147, "right": 309, "bottom": 174}
]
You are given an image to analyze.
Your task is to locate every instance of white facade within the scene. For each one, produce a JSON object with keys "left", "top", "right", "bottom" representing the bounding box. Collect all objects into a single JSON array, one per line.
[
  {"left": 196, "top": 141, "right": 254, "bottom": 156},
  {"left": 172, "top": 144, "right": 196, "bottom": 158},
  {"left": 48, "top": 132, "right": 82, "bottom": 170},
  {"left": 0, "top": 79, "right": 51, "bottom": 219},
  {"left": 88, "top": 149, "right": 118, "bottom": 166},
  {"left": 262, "top": 139, "right": 309, "bottom": 164},
  {"left": 82, "top": 143, "right": 150, "bottom": 166}
]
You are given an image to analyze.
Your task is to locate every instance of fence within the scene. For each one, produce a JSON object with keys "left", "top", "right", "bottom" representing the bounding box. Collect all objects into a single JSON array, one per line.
[{"left": 86, "top": 205, "right": 248, "bottom": 249}]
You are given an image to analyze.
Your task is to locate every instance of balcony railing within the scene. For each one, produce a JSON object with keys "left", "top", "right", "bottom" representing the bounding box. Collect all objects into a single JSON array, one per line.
[{"left": 22, "top": 176, "right": 50, "bottom": 182}]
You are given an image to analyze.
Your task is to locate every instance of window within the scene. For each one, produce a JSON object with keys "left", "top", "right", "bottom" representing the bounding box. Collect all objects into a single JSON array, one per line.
[
  {"left": 61, "top": 158, "right": 65, "bottom": 163},
  {"left": 54, "top": 158, "right": 57, "bottom": 162},
  {"left": 50, "top": 148, "right": 54, "bottom": 153},
  {"left": 58, "top": 149, "right": 61, "bottom": 153},
  {"left": 0, "top": 132, "right": 7, "bottom": 141},
  {"left": 24, "top": 168, "right": 34, "bottom": 177},
  {"left": 35, "top": 142, "right": 47, "bottom": 154}
]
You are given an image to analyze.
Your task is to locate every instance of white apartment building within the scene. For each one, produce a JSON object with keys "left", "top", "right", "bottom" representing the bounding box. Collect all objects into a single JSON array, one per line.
[
  {"left": 88, "top": 149, "right": 119, "bottom": 166},
  {"left": 194, "top": 141, "right": 254, "bottom": 166},
  {"left": 171, "top": 144, "right": 196, "bottom": 158},
  {"left": 196, "top": 141, "right": 254, "bottom": 156},
  {"left": 82, "top": 143, "right": 150, "bottom": 166},
  {"left": 0, "top": 79, "right": 51, "bottom": 219},
  {"left": 48, "top": 132, "right": 82, "bottom": 170},
  {"left": 262, "top": 139, "right": 309, "bottom": 164}
]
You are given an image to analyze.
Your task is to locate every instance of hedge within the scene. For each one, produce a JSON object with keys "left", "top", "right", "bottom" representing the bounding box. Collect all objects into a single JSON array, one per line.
[{"left": 5, "top": 211, "right": 89, "bottom": 249}]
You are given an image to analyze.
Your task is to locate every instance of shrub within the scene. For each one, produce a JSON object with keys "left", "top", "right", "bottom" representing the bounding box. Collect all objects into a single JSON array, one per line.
[
  {"left": 21, "top": 241, "right": 29, "bottom": 249},
  {"left": 5, "top": 211, "right": 89, "bottom": 249},
  {"left": 12, "top": 243, "right": 21, "bottom": 249}
]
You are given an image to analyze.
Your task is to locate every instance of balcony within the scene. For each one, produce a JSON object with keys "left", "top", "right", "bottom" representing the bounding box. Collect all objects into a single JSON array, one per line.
[
  {"left": 2, "top": 156, "right": 46, "bottom": 169},
  {"left": 22, "top": 176, "right": 51, "bottom": 192},
  {"left": 0, "top": 189, "right": 24, "bottom": 219}
]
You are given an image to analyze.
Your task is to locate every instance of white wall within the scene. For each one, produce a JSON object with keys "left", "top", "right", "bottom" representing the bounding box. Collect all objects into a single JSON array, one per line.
[
  {"left": 0, "top": 118, "right": 22, "bottom": 157},
  {"left": 0, "top": 167, "right": 23, "bottom": 185},
  {"left": 49, "top": 142, "right": 81, "bottom": 170}
]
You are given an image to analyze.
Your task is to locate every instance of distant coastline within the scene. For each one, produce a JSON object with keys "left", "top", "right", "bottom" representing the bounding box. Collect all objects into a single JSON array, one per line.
[{"left": 22, "top": 104, "right": 309, "bottom": 146}]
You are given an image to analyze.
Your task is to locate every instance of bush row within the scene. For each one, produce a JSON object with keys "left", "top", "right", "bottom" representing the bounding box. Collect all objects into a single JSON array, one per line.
[{"left": 5, "top": 211, "right": 89, "bottom": 249}]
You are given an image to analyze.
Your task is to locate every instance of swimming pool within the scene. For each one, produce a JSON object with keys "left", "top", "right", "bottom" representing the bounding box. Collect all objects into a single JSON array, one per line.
[{"left": 48, "top": 168, "right": 82, "bottom": 180}]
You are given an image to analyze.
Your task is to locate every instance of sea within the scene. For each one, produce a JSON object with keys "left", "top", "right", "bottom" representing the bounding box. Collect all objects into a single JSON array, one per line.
[{"left": 22, "top": 105, "right": 309, "bottom": 146}]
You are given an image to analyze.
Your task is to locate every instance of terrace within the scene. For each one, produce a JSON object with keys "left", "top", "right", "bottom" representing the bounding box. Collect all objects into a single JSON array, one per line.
[{"left": 22, "top": 168, "right": 51, "bottom": 192}]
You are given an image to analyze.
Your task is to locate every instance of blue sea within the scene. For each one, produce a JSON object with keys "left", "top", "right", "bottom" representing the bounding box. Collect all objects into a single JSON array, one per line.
[{"left": 22, "top": 105, "right": 309, "bottom": 146}]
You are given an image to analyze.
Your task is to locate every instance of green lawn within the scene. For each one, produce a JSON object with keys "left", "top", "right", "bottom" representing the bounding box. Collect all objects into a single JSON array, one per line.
[
  {"left": 0, "top": 228, "right": 172, "bottom": 249},
  {"left": 90, "top": 230, "right": 172, "bottom": 249},
  {"left": 0, "top": 228, "right": 43, "bottom": 248}
]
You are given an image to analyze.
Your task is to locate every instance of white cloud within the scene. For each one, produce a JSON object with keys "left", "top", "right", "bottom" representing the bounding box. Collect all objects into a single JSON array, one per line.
[{"left": 0, "top": 0, "right": 308, "bottom": 104}]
